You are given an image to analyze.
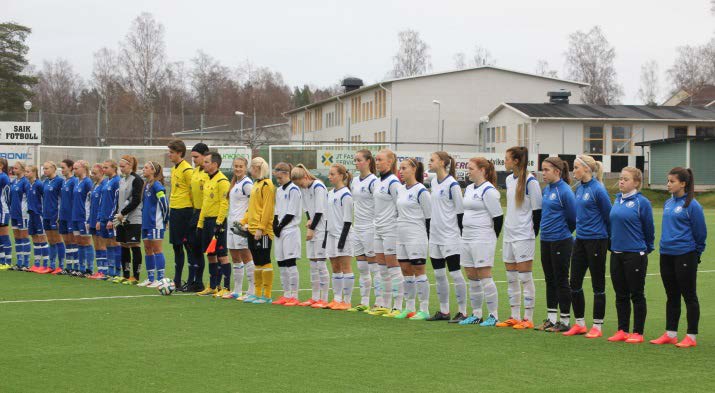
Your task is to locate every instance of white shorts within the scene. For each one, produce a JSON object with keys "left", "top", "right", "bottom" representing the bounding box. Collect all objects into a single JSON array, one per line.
[
  {"left": 275, "top": 228, "right": 302, "bottom": 261},
  {"left": 306, "top": 230, "right": 326, "bottom": 260},
  {"left": 503, "top": 239, "right": 535, "bottom": 263},
  {"left": 227, "top": 231, "right": 248, "bottom": 250},
  {"left": 429, "top": 242, "right": 460, "bottom": 259},
  {"left": 352, "top": 227, "right": 375, "bottom": 258},
  {"left": 397, "top": 242, "right": 428, "bottom": 261},
  {"left": 326, "top": 233, "right": 354, "bottom": 259},
  {"left": 374, "top": 232, "right": 397, "bottom": 256},
  {"left": 460, "top": 240, "right": 496, "bottom": 268}
]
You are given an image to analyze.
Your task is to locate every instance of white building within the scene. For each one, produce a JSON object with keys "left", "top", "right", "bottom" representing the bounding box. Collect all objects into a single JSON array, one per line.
[{"left": 285, "top": 66, "right": 587, "bottom": 152}]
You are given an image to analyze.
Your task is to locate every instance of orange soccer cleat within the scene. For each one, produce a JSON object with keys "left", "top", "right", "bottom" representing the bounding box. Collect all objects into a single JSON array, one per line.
[
  {"left": 298, "top": 299, "right": 317, "bottom": 307},
  {"left": 273, "top": 296, "right": 289, "bottom": 305},
  {"left": 650, "top": 333, "right": 678, "bottom": 345},
  {"left": 584, "top": 326, "right": 603, "bottom": 339},
  {"left": 283, "top": 298, "right": 300, "bottom": 307},
  {"left": 334, "top": 302, "right": 351, "bottom": 311},
  {"left": 513, "top": 319, "right": 534, "bottom": 330},
  {"left": 675, "top": 336, "right": 697, "bottom": 348},
  {"left": 562, "top": 324, "right": 588, "bottom": 336},
  {"left": 625, "top": 333, "right": 644, "bottom": 344},
  {"left": 607, "top": 330, "right": 630, "bottom": 342},
  {"left": 495, "top": 318, "right": 521, "bottom": 328},
  {"left": 311, "top": 300, "right": 329, "bottom": 309},
  {"left": 51, "top": 267, "right": 63, "bottom": 275}
]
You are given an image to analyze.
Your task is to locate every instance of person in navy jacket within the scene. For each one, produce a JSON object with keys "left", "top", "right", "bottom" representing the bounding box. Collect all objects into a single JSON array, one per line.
[
  {"left": 564, "top": 155, "right": 612, "bottom": 338},
  {"left": 607, "top": 167, "right": 654, "bottom": 344},
  {"left": 650, "top": 167, "right": 707, "bottom": 348},
  {"left": 536, "top": 157, "right": 576, "bottom": 333}
]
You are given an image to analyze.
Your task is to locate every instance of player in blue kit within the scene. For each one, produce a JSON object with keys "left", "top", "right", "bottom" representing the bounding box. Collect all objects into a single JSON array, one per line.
[
  {"left": 9, "top": 161, "right": 31, "bottom": 270},
  {"left": 0, "top": 158, "right": 13, "bottom": 270},
  {"left": 96, "top": 160, "right": 122, "bottom": 279},
  {"left": 141, "top": 161, "right": 169, "bottom": 286},
  {"left": 72, "top": 160, "right": 95, "bottom": 277},
  {"left": 26, "top": 165, "right": 49, "bottom": 273},
  {"left": 88, "top": 163, "right": 107, "bottom": 279},
  {"left": 58, "top": 159, "right": 78, "bottom": 275},
  {"left": 42, "top": 161, "right": 66, "bottom": 274}
]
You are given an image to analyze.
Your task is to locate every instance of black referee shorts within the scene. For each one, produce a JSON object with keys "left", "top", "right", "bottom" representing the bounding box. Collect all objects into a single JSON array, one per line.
[
  {"left": 116, "top": 224, "right": 141, "bottom": 244},
  {"left": 247, "top": 233, "right": 272, "bottom": 265},
  {"left": 169, "top": 207, "right": 194, "bottom": 245},
  {"left": 201, "top": 217, "right": 227, "bottom": 257}
]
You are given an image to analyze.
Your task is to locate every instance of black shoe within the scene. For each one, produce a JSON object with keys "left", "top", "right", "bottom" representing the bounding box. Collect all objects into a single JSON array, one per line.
[
  {"left": 9, "top": 265, "right": 20, "bottom": 271},
  {"left": 21, "top": 266, "right": 30, "bottom": 272},
  {"left": 426, "top": 311, "right": 451, "bottom": 321},
  {"left": 545, "top": 321, "right": 570, "bottom": 333},
  {"left": 534, "top": 319, "right": 555, "bottom": 331},
  {"left": 187, "top": 283, "right": 205, "bottom": 293},
  {"left": 448, "top": 312, "right": 468, "bottom": 324},
  {"left": 59, "top": 269, "right": 71, "bottom": 276}
]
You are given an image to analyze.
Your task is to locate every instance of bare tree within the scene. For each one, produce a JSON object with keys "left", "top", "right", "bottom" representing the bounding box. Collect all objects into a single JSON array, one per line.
[
  {"left": 668, "top": 45, "right": 709, "bottom": 105},
  {"left": 637, "top": 60, "right": 660, "bottom": 106},
  {"left": 472, "top": 45, "right": 495, "bottom": 66},
  {"left": 190, "top": 50, "right": 231, "bottom": 114},
  {"left": 453, "top": 52, "right": 467, "bottom": 69},
  {"left": 119, "top": 12, "right": 167, "bottom": 144},
  {"left": 711, "top": 0, "right": 715, "bottom": 14},
  {"left": 535, "top": 60, "right": 559, "bottom": 78},
  {"left": 565, "top": 26, "right": 623, "bottom": 104},
  {"left": 34, "top": 58, "right": 84, "bottom": 142},
  {"left": 91, "top": 47, "right": 120, "bottom": 141},
  {"left": 391, "top": 29, "right": 431, "bottom": 78}
]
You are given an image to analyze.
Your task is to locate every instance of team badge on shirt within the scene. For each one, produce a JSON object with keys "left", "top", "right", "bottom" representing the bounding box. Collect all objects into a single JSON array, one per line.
[
  {"left": 549, "top": 193, "right": 557, "bottom": 200},
  {"left": 626, "top": 201, "right": 635, "bottom": 208},
  {"left": 583, "top": 192, "right": 590, "bottom": 200},
  {"left": 674, "top": 206, "right": 683, "bottom": 213}
]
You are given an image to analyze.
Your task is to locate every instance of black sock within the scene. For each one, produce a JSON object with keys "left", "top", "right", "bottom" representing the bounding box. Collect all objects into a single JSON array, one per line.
[
  {"left": 173, "top": 244, "right": 184, "bottom": 284},
  {"left": 121, "top": 247, "right": 131, "bottom": 279},
  {"left": 208, "top": 263, "right": 218, "bottom": 289},
  {"left": 195, "top": 252, "right": 205, "bottom": 285},
  {"left": 221, "top": 263, "right": 231, "bottom": 289},
  {"left": 131, "top": 246, "right": 142, "bottom": 280}
]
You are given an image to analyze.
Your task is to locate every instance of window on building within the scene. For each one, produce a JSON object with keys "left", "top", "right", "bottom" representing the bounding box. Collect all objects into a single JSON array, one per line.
[
  {"left": 583, "top": 125, "right": 604, "bottom": 154},
  {"left": 696, "top": 126, "right": 715, "bottom": 137},
  {"left": 351, "top": 135, "right": 361, "bottom": 142},
  {"left": 374, "top": 131, "right": 386, "bottom": 142},
  {"left": 668, "top": 125, "right": 688, "bottom": 138},
  {"left": 502, "top": 126, "right": 507, "bottom": 143},
  {"left": 611, "top": 125, "right": 632, "bottom": 154}
]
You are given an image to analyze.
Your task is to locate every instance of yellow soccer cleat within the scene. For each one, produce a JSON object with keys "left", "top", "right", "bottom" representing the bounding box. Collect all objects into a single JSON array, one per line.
[{"left": 196, "top": 287, "right": 218, "bottom": 296}]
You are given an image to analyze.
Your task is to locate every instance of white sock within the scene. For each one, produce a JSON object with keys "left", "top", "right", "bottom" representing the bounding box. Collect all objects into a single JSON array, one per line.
[
  {"left": 560, "top": 313, "right": 570, "bottom": 325},
  {"left": 469, "top": 278, "right": 484, "bottom": 318},
  {"left": 483, "top": 277, "right": 498, "bottom": 320},
  {"left": 342, "top": 273, "right": 355, "bottom": 303},
  {"left": 593, "top": 324, "right": 602, "bottom": 331},
  {"left": 381, "top": 265, "right": 391, "bottom": 308},
  {"left": 667, "top": 330, "right": 678, "bottom": 338},
  {"left": 244, "top": 261, "right": 255, "bottom": 296},
  {"left": 687, "top": 334, "right": 697, "bottom": 341},
  {"left": 232, "top": 263, "right": 245, "bottom": 296},
  {"left": 369, "top": 263, "right": 382, "bottom": 307},
  {"left": 357, "top": 260, "right": 371, "bottom": 305},
  {"left": 450, "top": 270, "right": 467, "bottom": 315},
  {"left": 519, "top": 271, "right": 535, "bottom": 321},
  {"left": 506, "top": 270, "right": 521, "bottom": 320},
  {"left": 404, "top": 275, "right": 416, "bottom": 311},
  {"left": 389, "top": 266, "right": 404, "bottom": 311},
  {"left": 319, "top": 262, "right": 330, "bottom": 302},
  {"left": 288, "top": 265, "right": 299, "bottom": 299},
  {"left": 548, "top": 309, "right": 558, "bottom": 324},
  {"left": 310, "top": 261, "right": 320, "bottom": 301},
  {"left": 434, "top": 268, "right": 450, "bottom": 314},
  {"left": 279, "top": 266, "right": 289, "bottom": 297},
  {"left": 332, "top": 272, "right": 344, "bottom": 302},
  {"left": 416, "top": 274, "right": 430, "bottom": 313},
  {"left": 575, "top": 318, "right": 586, "bottom": 327}
]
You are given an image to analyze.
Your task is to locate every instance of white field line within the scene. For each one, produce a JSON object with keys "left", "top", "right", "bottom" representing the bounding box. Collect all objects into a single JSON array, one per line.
[{"left": 1, "top": 270, "right": 714, "bottom": 305}]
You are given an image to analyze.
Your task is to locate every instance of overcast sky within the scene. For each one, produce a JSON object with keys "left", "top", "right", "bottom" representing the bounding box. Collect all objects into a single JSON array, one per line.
[{"left": 6, "top": 0, "right": 714, "bottom": 103}]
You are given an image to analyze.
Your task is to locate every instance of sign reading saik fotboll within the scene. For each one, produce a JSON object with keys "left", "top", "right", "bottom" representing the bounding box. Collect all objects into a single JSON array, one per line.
[{"left": 0, "top": 122, "right": 42, "bottom": 144}]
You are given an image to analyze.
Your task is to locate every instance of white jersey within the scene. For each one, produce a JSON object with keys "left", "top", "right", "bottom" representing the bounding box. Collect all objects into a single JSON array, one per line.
[
  {"left": 396, "top": 183, "right": 431, "bottom": 244},
  {"left": 463, "top": 181, "right": 502, "bottom": 242},
  {"left": 275, "top": 181, "right": 302, "bottom": 230},
  {"left": 228, "top": 176, "right": 252, "bottom": 222},
  {"left": 429, "top": 175, "right": 464, "bottom": 245},
  {"left": 351, "top": 173, "right": 377, "bottom": 229},
  {"left": 373, "top": 173, "right": 400, "bottom": 234},
  {"left": 504, "top": 173, "right": 543, "bottom": 242},
  {"left": 301, "top": 179, "right": 327, "bottom": 232},
  {"left": 327, "top": 186, "right": 353, "bottom": 237}
]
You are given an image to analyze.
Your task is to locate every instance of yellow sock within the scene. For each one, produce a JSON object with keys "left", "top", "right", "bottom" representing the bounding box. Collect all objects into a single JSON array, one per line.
[
  {"left": 254, "top": 266, "right": 264, "bottom": 298},
  {"left": 261, "top": 264, "right": 274, "bottom": 299}
]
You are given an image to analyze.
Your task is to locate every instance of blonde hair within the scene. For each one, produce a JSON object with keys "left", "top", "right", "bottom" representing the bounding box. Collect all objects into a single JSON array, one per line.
[
  {"left": 251, "top": 157, "right": 269, "bottom": 180},
  {"left": 331, "top": 163, "right": 352, "bottom": 186},
  {"left": 15, "top": 161, "right": 27, "bottom": 173},
  {"left": 75, "top": 160, "right": 90, "bottom": 173},
  {"left": 377, "top": 149, "right": 397, "bottom": 174},
  {"left": 621, "top": 166, "right": 643, "bottom": 190},
  {"left": 575, "top": 154, "right": 604, "bottom": 183},
  {"left": 27, "top": 165, "right": 39, "bottom": 179},
  {"left": 291, "top": 164, "right": 317, "bottom": 182}
]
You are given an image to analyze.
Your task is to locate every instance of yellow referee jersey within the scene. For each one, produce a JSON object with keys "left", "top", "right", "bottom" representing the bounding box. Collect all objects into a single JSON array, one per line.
[
  {"left": 240, "top": 178, "right": 275, "bottom": 239},
  {"left": 198, "top": 170, "right": 230, "bottom": 228},
  {"left": 169, "top": 160, "right": 194, "bottom": 209},
  {"left": 190, "top": 167, "right": 209, "bottom": 210}
]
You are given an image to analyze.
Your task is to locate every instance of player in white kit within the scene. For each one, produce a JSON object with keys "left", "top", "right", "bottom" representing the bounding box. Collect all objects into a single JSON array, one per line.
[
  {"left": 392, "top": 158, "right": 432, "bottom": 321},
  {"left": 367, "top": 149, "right": 404, "bottom": 316},
  {"left": 323, "top": 164, "right": 355, "bottom": 310},
  {"left": 291, "top": 164, "right": 330, "bottom": 307},
  {"left": 496, "top": 146, "right": 543, "bottom": 329},
  {"left": 223, "top": 157, "right": 255, "bottom": 300},
  {"left": 348, "top": 150, "right": 379, "bottom": 312},
  {"left": 458, "top": 157, "right": 503, "bottom": 326},
  {"left": 427, "top": 151, "right": 468, "bottom": 323},
  {"left": 272, "top": 162, "right": 303, "bottom": 307}
]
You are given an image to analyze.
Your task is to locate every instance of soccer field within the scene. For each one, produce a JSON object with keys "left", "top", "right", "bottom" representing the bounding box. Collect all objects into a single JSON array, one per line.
[{"left": 1, "top": 209, "right": 713, "bottom": 392}]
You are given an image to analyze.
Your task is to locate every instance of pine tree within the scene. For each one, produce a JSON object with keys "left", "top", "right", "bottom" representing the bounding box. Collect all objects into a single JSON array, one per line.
[{"left": 0, "top": 22, "right": 37, "bottom": 111}]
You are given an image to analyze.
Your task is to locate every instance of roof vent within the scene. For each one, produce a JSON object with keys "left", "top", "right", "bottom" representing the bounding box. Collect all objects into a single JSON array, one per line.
[
  {"left": 547, "top": 90, "right": 571, "bottom": 104},
  {"left": 342, "top": 77, "right": 364, "bottom": 93}
]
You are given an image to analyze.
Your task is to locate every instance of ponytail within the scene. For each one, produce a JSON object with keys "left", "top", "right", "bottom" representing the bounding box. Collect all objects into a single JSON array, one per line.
[
  {"left": 507, "top": 146, "right": 529, "bottom": 207},
  {"left": 404, "top": 158, "right": 424, "bottom": 184},
  {"left": 544, "top": 156, "right": 571, "bottom": 184},
  {"left": 356, "top": 150, "right": 377, "bottom": 175},
  {"left": 433, "top": 151, "right": 456, "bottom": 178},
  {"left": 331, "top": 163, "right": 352, "bottom": 186},
  {"left": 669, "top": 167, "right": 695, "bottom": 208},
  {"left": 378, "top": 149, "right": 397, "bottom": 175},
  {"left": 470, "top": 157, "right": 497, "bottom": 186},
  {"left": 576, "top": 154, "right": 604, "bottom": 183}
]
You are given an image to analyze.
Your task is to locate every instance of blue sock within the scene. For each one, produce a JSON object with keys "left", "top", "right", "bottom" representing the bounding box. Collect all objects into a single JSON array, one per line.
[
  {"left": 57, "top": 243, "right": 66, "bottom": 269},
  {"left": 113, "top": 246, "right": 122, "bottom": 275},
  {"left": 70, "top": 243, "right": 79, "bottom": 271},
  {"left": 155, "top": 253, "right": 165, "bottom": 280},
  {"left": 85, "top": 246, "right": 95, "bottom": 273},
  {"left": 77, "top": 245, "right": 86, "bottom": 272},
  {"left": 32, "top": 242, "right": 40, "bottom": 267},
  {"left": 96, "top": 249, "right": 106, "bottom": 274},
  {"left": 0, "top": 235, "right": 9, "bottom": 265},
  {"left": 107, "top": 247, "right": 115, "bottom": 276},
  {"left": 20, "top": 239, "right": 29, "bottom": 267},
  {"left": 39, "top": 242, "right": 49, "bottom": 267},
  {"left": 48, "top": 243, "right": 57, "bottom": 268},
  {"left": 14, "top": 239, "right": 23, "bottom": 267},
  {"left": 146, "top": 254, "right": 156, "bottom": 282}
]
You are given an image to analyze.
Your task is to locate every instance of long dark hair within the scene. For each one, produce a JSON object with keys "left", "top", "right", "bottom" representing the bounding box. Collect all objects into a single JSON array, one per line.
[
  {"left": 433, "top": 151, "right": 456, "bottom": 178},
  {"left": 669, "top": 167, "right": 695, "bottom": 208},
  {"left": 507, "top": 146, "right": 528, "bottom": 207},
  {"left": 403, "top": 158, "right": 424, "bottom": 184},
  {"left": 543, "top": 156, "right": 571, "bottom": 184},
  {"left": 356, "top": 149, "right": 376, "bottom": 175},
  {"left": 0, "top": 158, "right": 8, "bottom": 174}
]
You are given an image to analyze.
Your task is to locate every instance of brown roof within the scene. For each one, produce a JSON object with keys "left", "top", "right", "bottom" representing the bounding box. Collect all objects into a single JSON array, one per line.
[{"left": 677, "top": 85, "right": 715, "bottom": 106}]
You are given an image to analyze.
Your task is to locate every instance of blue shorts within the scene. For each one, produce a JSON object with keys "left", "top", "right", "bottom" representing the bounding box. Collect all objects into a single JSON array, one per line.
[
  {"left": 58, "top": 219, "right": 73, "bottom": 235},
  {"left": 0, "top": 212, "right": 10, "bottom": 226},
  {"left": 28, "top": 213, "right": 45, "bottom": 235},
  {"left": 89, "top": 226, "right": 97, "bottom": 236},
  {"left": 43, "top": 218, "right": 58, "bottom": 231},
  {"left": 98, "top": 221, "right": 115, "bottom": 239},
  {"left": 11, "top": 217, "right": 29, "bottom": 230},
  {"left": 72, "top": 220, "right": 89, "bottom": 236},
  {"left": 142, "top": 228, "right": 165, "bottom": 240}
]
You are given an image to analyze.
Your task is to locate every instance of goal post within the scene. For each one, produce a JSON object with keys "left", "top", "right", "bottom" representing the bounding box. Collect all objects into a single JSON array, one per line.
[{"left": 268, "top": 143, "right": 390, "bottom": 181}]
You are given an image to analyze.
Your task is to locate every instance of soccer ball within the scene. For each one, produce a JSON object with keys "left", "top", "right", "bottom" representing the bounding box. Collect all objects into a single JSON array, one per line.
[{"left": 158, "top": 278, "right": 175, "bottom": 296}]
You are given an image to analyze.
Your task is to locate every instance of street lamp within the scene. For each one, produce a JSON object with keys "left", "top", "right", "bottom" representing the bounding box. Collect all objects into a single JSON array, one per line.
[
  {"left": 432, "top": 100, "right": 441, "bottom": 150},
  {"left": 23, "top": 101, "right": 32, "bottom": 122},
  {"left": 235, "top": 111, "right": 244, "bottom": 143}
]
